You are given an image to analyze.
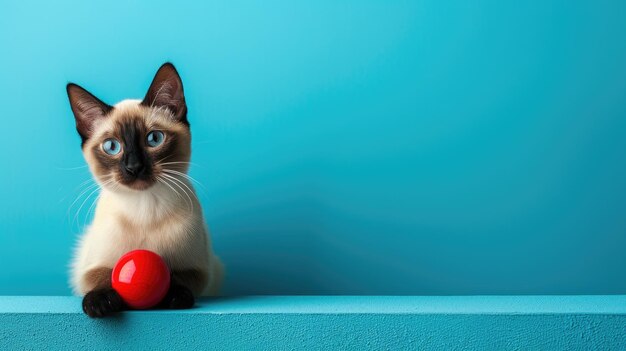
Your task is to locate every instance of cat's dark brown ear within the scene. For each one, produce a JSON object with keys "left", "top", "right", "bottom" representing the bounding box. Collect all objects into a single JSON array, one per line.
[
  {"left": 66, "top": 83, "right": 113, "bottom": 145},
  {"left": 141, "top": 63, "right": 188, "bottom": 125}
]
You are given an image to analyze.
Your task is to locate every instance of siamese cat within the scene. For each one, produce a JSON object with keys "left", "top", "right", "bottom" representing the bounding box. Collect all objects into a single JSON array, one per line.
[{"left": 67, "top": 63, "right": 223, "bottom": 318}]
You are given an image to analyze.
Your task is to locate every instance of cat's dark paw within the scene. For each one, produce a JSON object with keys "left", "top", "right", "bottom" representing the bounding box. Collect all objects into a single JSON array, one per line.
[
  {"left": 161, "top": 284, "right": 195, "bottom": 309},
  {"left": 82, "top": 288, "right": 124, "bottom": 318}
]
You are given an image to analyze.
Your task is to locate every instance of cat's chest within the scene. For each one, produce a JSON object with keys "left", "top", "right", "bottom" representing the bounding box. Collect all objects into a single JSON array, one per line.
[
  {"left": 112, "top": 211, "right": 194, "bottom": 248},
  {"left": 87, "top": 191, "right": 206, "bottom": 268},
  {"left": 87, "top": 208, "right": 197, "bottom": 263}
]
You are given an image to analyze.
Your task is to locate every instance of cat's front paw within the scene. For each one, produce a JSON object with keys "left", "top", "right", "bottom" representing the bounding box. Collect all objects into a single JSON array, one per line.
[
  {"left": 82, "top": 288, "right": 124, "bottom": 318},
  {"left": 160, "top": 284, "right": 195, "bottom": 309}
]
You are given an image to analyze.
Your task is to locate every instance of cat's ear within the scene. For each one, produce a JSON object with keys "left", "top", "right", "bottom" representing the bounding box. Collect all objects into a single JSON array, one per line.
[
  {"left": 141, "top": 63, "right": 188, "bottom": 125},
  {"left": 66, "top": 83, "right": 113, "bottom": 144}
]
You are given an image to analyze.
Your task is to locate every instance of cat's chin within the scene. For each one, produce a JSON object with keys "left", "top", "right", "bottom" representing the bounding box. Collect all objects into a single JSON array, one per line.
[{"left": 119, "top": 179, "right": 156, "bottom": 192}]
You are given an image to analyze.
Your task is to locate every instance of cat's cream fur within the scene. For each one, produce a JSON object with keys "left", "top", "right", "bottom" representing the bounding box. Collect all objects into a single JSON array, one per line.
[{"left": 70, "top": 96, "right": 223, "bottom": 297}]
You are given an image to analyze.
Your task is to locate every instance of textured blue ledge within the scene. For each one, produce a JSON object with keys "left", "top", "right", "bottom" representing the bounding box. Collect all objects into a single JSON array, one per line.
[{"left": 1, "top": 296, "right": 625, "bottom": 350}]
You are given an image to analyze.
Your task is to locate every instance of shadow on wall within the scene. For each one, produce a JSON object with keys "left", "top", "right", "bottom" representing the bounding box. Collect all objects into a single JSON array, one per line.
[
  {"left": 216, "top": 197, "right": 327, "bottom": 295},
  {"left": 205, "top": 160, "right": 396, "bottom": 296},
  {"left": 208, "top": 166, "right": 441, "bottom": 296}
]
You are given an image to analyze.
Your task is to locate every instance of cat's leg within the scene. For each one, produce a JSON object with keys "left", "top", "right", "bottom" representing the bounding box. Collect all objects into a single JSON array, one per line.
[
  {"left": 159, "top": 269, "right": 208, "bottom": 309},
  {"left": 81, "top": 267, "right": 125, "bottom": 318}
]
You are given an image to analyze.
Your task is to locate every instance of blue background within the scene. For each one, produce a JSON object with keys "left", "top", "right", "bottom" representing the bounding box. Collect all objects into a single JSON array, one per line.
[{"left": 0, "top": 1, "right": 625, "bottom": 295}]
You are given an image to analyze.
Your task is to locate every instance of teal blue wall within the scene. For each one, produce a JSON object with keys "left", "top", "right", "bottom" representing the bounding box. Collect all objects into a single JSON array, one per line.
[{"left": 1, "top": 1, "right": 625, "bottom": 295}]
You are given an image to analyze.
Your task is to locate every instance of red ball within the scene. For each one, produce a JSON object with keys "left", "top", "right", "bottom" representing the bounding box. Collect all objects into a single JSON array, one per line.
[{"left": 111, "top": 250, "right": 171, "bottom": 309}]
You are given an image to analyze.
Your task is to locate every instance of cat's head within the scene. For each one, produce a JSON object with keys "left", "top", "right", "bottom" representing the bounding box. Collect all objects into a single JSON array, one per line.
[{"left": 67, "top": 63, "right": 191, "bottom": 192}]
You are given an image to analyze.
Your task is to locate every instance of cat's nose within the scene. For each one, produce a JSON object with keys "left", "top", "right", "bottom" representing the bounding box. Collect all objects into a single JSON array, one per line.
[{"left": 124, "top": 161, "right": 144, "bottom": 176}]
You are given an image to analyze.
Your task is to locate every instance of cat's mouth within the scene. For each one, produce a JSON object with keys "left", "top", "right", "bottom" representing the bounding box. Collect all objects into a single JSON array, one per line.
[{"left": 118, "top": 177, "right": 156, "bottom": 191}]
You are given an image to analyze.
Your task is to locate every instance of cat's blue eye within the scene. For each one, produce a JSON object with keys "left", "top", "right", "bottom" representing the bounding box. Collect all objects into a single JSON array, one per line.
[
  {"left": 102, "top": 139, "right": 121, "bottom": 155},
  {"left": 147, "top": 130, "right": 165, "bottom": 147}
]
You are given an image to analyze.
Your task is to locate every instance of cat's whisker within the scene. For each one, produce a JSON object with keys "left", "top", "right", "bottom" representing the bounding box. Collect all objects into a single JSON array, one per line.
[
  {"left": 77, "top": 178, "right": 95, "bottom": 188},
  {"left": 60, "top": 177, "right": 94, "bottom": 206},
  {"left": 84, "top": 193, "right": 101, "bottom": 229},
  {"left": 157, "top": 175, "right": 183, "bottom": 202},
  {"left": 72, "top": 184, "right": 103, "bottom": 229},
  {"left": 82, "top": 178, "right": 115, "bottom": 226},
  {"left": 169, "top": 176, "right": 196, "bottom": 211},
  {"left": 72, "top": 177, "right": 114, "bottom": 229},
  {"left": 67, "top": 181, "right": 100, "bottom": 219},
  {"left": 162, "top": 169, "right": 206, "bottom": 191},
  {"left": 162, "top": 172, "right": 199, "bottom": 201},
  {"left": 161, "top": 170, "right": 208, "bottom": 200},
  {"left": 76, "top": 178, "right": 98, "bottom": 195},
  {"left": 155, "top": 154, "right": 174, "bottom": 165},
  {"left": 158, "top": 162, "right": 199, "bottom": 171},
  {"left": 56, "top": 165, "right": 89, "bottom": 171},
  {"left": 161, "top": 173, "right": 194, "bottom": 211},
  {"left": 166, "top": 177, "right": 194, "bottom": 212},
  {"left": 159, "top": 161, "right": 197, "bottom": 167},
  {"left": 63, "top": 174, "right": 110, "bottom": 203}
]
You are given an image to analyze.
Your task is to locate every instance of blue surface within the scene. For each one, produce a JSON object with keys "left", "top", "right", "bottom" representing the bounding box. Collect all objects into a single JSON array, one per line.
[
  {"left": 1, "top": 1, "right": 626, "bottom": 296},
  {"left": 1, "top": 296, "right": 626, "bottom": 350}
]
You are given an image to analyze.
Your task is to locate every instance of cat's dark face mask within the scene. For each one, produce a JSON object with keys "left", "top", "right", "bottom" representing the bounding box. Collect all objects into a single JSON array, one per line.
[
  {"left": 89, "top": 113, "right": 189, "bottom": 191},
  {"left": 120, "top": 120, "right": 151, "bottom": 182}
]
